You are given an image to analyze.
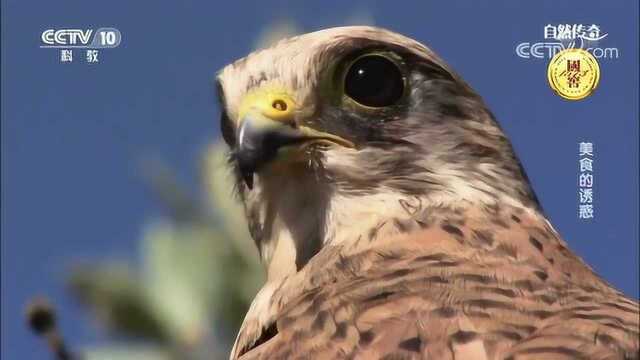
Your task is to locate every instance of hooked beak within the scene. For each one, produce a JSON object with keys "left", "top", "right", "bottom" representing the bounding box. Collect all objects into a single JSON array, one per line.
[{"left": 234, "top": 89, "right": 353, "bottom": 189}]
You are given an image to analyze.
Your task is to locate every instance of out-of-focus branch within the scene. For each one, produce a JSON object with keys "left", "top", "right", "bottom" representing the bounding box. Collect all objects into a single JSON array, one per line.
[{"left": 26, "top": 297, "right": 75, "bottom": 360}]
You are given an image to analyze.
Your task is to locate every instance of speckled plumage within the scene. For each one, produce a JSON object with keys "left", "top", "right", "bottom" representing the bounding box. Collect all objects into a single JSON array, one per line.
[
  {"left": 232, "top": 205, "right": 639, "bottom": 359},
  {"left": 216, "top": 26, "right": 639, "bottom": 359}
]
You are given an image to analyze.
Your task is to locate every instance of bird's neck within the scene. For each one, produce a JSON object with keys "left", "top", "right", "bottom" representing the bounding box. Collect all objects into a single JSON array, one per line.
[
  {"left": 261, "top": 181, "right": 541, "bottom": 283},
  {"left": 236, "top": 188, "right": 616, "bottom": 359}
]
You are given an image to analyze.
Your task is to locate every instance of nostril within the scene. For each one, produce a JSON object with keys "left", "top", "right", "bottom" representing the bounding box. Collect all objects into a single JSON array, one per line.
[{"left": 272, "top": 99, "right": 288, "bottom": 112}]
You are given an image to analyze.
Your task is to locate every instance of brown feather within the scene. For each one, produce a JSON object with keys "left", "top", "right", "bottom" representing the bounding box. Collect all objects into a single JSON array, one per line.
[{"left": 232, "top": 205, "right": 639, "bottom": 359}]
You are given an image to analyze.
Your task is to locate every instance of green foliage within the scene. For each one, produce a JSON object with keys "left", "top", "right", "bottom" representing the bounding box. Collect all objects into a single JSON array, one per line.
[
  {"left": 84, "top": 346, "right": 172, "bottom": 360},
  {"left": 67, "top": 143, "right": 264, "bottom": 360}
]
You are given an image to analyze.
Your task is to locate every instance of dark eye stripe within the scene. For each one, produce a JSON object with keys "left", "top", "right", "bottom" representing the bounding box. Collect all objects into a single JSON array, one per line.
[
  {"left": 220, "top": 109, "right": 235, "bottom": 147},
  {"left": 215, "top": 80, "right": 236, "bottom": 147}
]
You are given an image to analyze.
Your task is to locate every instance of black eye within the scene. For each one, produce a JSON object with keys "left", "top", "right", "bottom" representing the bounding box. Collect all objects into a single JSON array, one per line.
[{"left": 344, "top": 55, "right": 404, "bottom": 107}]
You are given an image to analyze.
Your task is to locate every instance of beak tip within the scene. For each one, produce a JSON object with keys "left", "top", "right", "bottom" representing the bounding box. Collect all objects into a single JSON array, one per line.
[
  {"left": 242, "top": 171, "right": 254, "bottom": 190},
  {"left": 238, "top": 160, "right": 255, "bottom": 190}
]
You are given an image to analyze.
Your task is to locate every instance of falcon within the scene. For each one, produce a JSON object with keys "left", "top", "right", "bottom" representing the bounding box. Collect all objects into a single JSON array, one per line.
[{"left": 216, "top": 26, "right": 639, "bottom": 359}]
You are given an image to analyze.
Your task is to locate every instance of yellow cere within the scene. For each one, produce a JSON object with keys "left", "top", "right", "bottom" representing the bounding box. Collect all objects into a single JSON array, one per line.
[{"left": 237, "top": 86, "right": 297, "bottom": 123}]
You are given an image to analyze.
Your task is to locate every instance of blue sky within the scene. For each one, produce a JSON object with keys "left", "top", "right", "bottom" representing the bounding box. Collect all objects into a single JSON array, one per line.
[{"left": 2, "top": 1, "right": 638, "bottom": 358}]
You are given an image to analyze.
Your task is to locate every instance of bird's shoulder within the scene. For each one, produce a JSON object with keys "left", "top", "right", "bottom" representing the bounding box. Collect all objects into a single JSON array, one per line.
[{"left": 235, "top": 206, "right": 639, "bottom": 360}]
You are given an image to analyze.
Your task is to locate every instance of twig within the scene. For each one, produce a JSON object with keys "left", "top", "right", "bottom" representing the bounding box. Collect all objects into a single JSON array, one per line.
[{"left": 25, "top": 297, "right": 75, "bottom": 360}]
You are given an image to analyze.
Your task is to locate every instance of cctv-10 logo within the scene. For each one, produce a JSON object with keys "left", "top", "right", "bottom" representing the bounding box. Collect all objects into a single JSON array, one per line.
[{"left": 40, "top": 27, "right": 121, "bottom": 48}]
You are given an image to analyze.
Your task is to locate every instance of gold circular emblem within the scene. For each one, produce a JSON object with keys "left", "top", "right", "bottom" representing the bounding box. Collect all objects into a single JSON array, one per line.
[{"left": 547, "top": 48, "right": 600, "bottom": 100}]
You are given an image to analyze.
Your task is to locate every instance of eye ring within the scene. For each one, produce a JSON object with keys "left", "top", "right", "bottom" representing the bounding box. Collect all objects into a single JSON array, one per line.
[{"left": 343, "top": 54, "right": 405, "bottom": 108}]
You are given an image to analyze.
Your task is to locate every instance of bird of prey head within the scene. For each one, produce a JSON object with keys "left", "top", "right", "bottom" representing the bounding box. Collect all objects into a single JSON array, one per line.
[
  {"left": 217, "top": 26, "right": 638, "bottom": 359},
  {"left": 218, "top": 26, "right": 538, "bottom": 276}
]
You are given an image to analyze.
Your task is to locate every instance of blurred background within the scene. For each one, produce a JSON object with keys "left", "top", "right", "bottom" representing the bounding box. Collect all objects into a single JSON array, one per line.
[{"left": 1, "top": 1, "right": 638, "bottom": 359}]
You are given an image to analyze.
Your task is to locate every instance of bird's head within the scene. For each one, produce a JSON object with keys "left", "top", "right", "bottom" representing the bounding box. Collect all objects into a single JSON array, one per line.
[{"left": 216, "top": 26, "right": 539, "bottom": 279}]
